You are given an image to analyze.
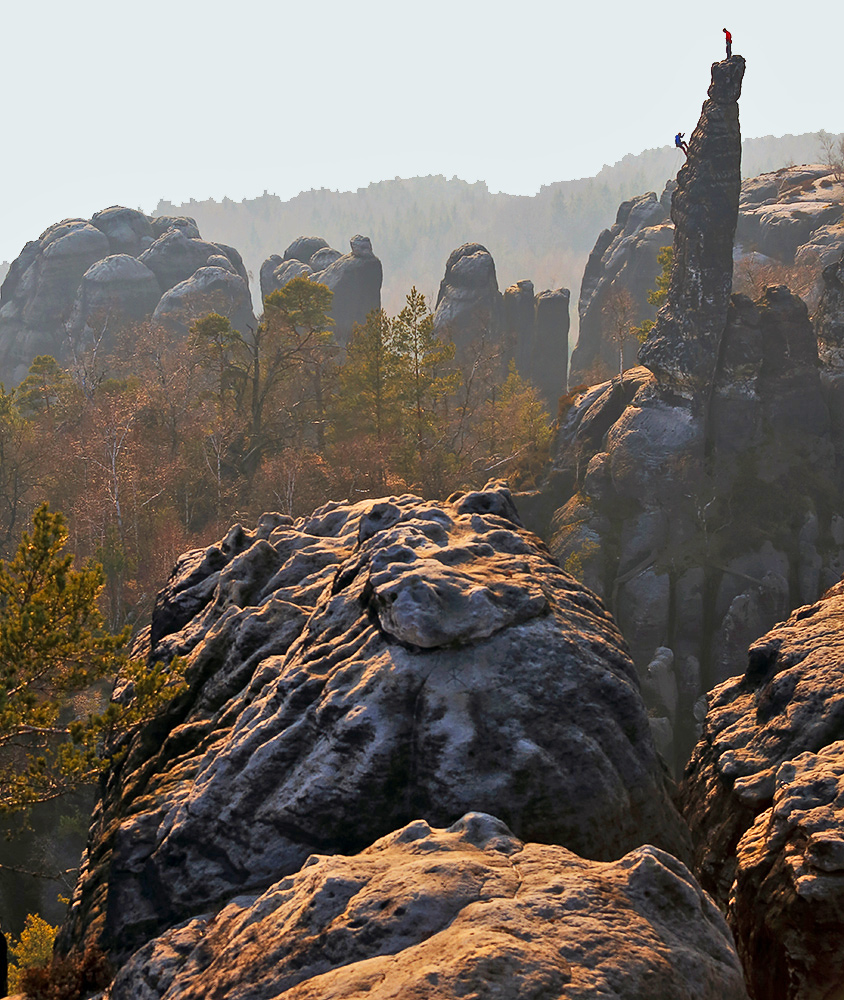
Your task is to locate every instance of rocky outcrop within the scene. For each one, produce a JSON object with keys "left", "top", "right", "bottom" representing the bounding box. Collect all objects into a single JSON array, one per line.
[
  {"left": 535, "top": 56, "right": 844, "bottom": 777},
  {"left": 639, "top": 56, "right": 746, "bottom": 393},
  {"left": 259, "top": 236, "right": 382, "bottom": 345},
  {"left": 501, "top": 279, "right": 571, "bottom": 407},
  {"left": 65, "top": 255, "right": 162, "bottom": 340},
  {"left": 572, "top": 161, "right": 843, "bottom": 388},
  {"left": 569, "top": 189, "right": 672, "bottom": 384},
  {"left": 58, "top": 482, "right": 690, "bottom": 964},
  {"left": 138, "top": 229, "right": 247, "bottom": 294},
  {"left": 816, "top": 251, "right": 844, "bottom": 354},
  {"left": 152, "top": 265, "right": 256, "bottom": 336},
  {"left": 681, "top": 579, "right": 844, "bottom": 1000},
  {"left": 108, "top": 813, "right": 747, "bottom": 1000},
  {"left": 90, "top": 207, "right": 155, "bottom": 257},
  {"left": 0, "top": 208, "right": 253, "bottom": 384},
  {"left": 432, "top": 243, "right": 503, "bottom": 352}
]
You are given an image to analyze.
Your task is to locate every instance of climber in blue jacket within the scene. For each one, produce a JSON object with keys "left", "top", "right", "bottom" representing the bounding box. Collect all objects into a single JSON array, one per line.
[{"left": 675, "top": 132, "right": 688, "bottom": 156}]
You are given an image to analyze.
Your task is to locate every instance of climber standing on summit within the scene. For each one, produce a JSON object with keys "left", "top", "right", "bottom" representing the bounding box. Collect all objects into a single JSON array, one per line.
[{"left": 723, "top": 27, "right": 732, "bottom": 58}]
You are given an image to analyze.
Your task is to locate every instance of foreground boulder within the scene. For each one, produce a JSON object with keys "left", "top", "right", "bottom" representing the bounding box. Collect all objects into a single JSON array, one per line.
[
  {"left": 109, "top": 813, "right": 747, "bottom": 1000},
  {"left": 58, "top": 482, "right": 689, "bottom": 963},
  {"left": 681, "top": 579, "right": 844, "bottom": 1000}
]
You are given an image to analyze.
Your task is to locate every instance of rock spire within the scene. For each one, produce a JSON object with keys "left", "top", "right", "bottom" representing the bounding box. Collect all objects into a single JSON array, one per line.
[{"left": 638, "top": 56, "right": 746, "bottom": 393}]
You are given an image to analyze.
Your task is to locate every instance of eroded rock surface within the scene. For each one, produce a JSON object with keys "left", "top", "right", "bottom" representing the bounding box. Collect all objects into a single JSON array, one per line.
[
  {"left": 681, "top": 580, "right": 844, "bottom": 1000},
  {"left": 58, "top": 483, "right": 689, "bottom": 964},
  {"left": 108, "top": 814, "right": 746, "bottom": 1000}
]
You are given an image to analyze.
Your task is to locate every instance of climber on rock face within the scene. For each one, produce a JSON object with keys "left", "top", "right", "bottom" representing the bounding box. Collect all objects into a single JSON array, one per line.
[
  {"left": 675, "top": 132, "right": 688, "bottom": 156},
  {"left": 723, "top": 27, "right": 732, "bottom": 58}
]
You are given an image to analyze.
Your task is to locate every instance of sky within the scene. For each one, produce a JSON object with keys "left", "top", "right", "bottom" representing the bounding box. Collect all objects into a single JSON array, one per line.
[{"left": 1, "top": 0, "right": 841, "bottom": 265}]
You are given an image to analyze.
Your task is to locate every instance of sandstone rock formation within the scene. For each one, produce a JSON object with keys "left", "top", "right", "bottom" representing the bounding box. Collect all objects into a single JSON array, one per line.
[
  {"left": 569, "top": 189, "right": 672, "bottom": 384},
  {"left": 432, "top": 242, "right": 503, "bottom": 352},
  {"left": 0, "top": 209, "right": 253, "bottom": 385},
  {"left": 58, "top": 482, "right": 690, "bottom": 965},
  {"left": 433, "top": 246, "right": 570, "bottom": 406},
  {"left": 108, "top": 813, "right": 747, "bottom": 1000},
  {"left": 152, "top": 264, "right": 256, "bottom": 337},
  {"left": 501, "top": 280, "right": 571, "bottom": 407},
  {"left": 572, "top": 166, "right": 844, "bottom": 387},
  {"left": 259, "top": 235, "right": 382, "bottom": 345},
  {"left": 533, "top": 56, "right": 844, "bottom": 777},
  {"left": 638, "top": 57, "right": 745, "bottom": 393},
  {"left": 682, "top": 579, "right": 844, "bottom": 1000},
  {"left": 65, "top": 254, "right": 162, "bottom": 341}
]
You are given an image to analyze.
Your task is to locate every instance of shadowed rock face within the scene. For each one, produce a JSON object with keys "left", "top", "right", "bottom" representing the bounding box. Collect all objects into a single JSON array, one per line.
[
  {"left": 65, "top": 255, "right": 162, "bottom": 340},
  {"left": 639, "top": 57, "right": 746, "bottom": 393},
  {"left": 816, "top": 252, "right": 844, "bottom": 353},
  {"left": 432, "top": 243, "right": 503, "bottom": 353},
  {"left": 534, "top": 56, "right": 844, "bottom": 778},
  {"left": 569, "top": 190, "right": 672, "bottom": 384},
  {"left": 108, "top": 814, "right": 747, "bottom": 1000},
  {"left": 57, "top": 482, "right": 690, "bottom": 964},
  {"left": 259, "top": 236, "right": 382, "bottom": 346},
  {"left": 501, "top": 281, "right": 571, "bottom": 407},
  {"left": 681, "top": 579, "right": 844, "bottom": 1000},
  {"left": 152, "top": 265, "right": 257, "bottom": 336}
]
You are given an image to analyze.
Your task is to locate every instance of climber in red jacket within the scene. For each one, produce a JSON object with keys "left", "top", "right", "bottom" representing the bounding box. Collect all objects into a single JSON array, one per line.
[{"left": 723, "top": 28, "right": 732, "bottom": 58}]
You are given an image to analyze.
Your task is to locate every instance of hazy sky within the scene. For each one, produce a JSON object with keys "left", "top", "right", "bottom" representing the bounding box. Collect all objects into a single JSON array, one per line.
[{"left": 1, "top": 0, "right": 841, "bottom": 264}]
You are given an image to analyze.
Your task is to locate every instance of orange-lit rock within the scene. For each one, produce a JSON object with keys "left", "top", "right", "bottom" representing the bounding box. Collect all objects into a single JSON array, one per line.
[{"left": 108, "top": 814, "right": 747, "bottom": 1000}]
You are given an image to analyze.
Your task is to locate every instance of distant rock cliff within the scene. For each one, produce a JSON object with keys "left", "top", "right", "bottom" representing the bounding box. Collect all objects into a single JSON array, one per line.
[
  {"left": 260, "top": 235, "right": 382, "bottom": 346},
  {"left": 434, "top": 243, "right": 570, "bottom": 407},
  {"left": 0, "top": 208, "right": 254, "bottom": 385},
  {"left": 57, "top": 482, "right": 690, "bottom": 969}
]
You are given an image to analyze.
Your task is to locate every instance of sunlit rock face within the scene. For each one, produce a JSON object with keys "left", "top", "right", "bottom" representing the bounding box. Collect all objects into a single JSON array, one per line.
[
  {"left": 681, "top": 579, "right": 844, "bottom": 1000},
  {"left": 0, "top": 207, "right": 253, "bottom": 384},
  {"left": 259, "top": 235, "right": 382, "bottom": 346},
  {"left": 58, "top": 482, "right": 690, "bottom": 964},
  {"left": 108, "top": 813, "right": 747, "bottom": 1000}
]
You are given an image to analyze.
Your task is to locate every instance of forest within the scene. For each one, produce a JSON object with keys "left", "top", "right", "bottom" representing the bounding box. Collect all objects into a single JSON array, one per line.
[{"left": 0, "top": 278, "right": 550, "bottom": 635}]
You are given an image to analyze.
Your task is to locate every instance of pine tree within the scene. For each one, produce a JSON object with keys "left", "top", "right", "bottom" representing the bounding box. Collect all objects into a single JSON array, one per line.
[{"left": 0, "top": 505, "right": 183, "bottom": 813}]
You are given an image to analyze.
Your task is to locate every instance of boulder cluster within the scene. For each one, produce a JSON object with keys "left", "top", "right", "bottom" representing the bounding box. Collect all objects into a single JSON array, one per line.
[
  {"left": 260, "top": 234, "right": 383, "bottom": 345},
  {"left": 0, "top": 209, "right": 254, "bottom": 385}
]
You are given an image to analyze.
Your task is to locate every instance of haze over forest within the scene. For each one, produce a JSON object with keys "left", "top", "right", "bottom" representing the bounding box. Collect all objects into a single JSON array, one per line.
[{"left": 3, "top": 131, "right": 830, "bottom": 342}]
